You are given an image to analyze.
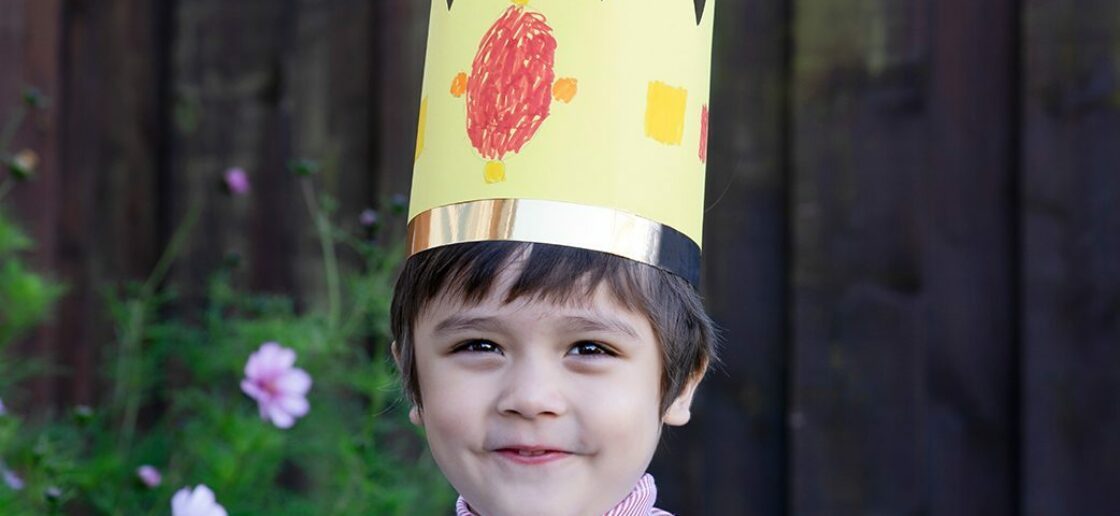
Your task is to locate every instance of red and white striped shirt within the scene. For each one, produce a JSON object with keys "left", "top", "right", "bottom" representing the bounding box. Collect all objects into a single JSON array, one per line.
[{"left": 455, "top": 473, "right": 672, "bottom": 516}]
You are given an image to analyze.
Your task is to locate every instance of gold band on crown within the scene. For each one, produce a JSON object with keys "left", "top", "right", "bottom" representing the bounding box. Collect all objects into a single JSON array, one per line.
[{"left": 407, "top": 199, "right": 701, "bottom": 286}]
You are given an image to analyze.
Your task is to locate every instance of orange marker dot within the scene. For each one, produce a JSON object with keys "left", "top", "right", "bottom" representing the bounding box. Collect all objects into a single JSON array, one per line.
[
  {"left": 451, "top": 72, "right": 468, "bottom": 97},
  {"left": 484, "top": 161, "right": 506, "bottom": 184},
  {"left": 552, "top": 78, "right": 578, "bottom": 104}
]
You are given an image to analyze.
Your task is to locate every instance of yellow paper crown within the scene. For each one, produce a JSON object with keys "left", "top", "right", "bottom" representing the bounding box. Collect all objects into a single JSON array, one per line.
[{"left": 408, "top": 0, "right": 716, "bottom": 285}]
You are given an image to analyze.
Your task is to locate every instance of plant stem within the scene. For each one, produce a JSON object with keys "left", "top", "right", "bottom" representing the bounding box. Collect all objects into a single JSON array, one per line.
[
  {"left": 0, "top": 104, "right": 26, "bottom": 153},
  {"left": 300, "top": 179, "right": 341, "bottom": 335},
  {"left": 115, "top": 299, "right": 145, "bottom": 452},
  {"left": 115, "top": 202, "right": 201, "bottom": 452},
  {"left": 0, "top": 104, "right": 28, "bottom": 203},
  {"left": 142, "top": 202, "right": 202, "bottom": 297}
]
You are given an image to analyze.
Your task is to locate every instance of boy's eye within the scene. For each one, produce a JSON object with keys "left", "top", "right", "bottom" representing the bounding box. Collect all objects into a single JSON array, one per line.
[
  {"left": 567, "top": 341, "right": 614, "bottom": 357},
  {"left": 453, "top": 339, "right": 502, "bottom": 354}
]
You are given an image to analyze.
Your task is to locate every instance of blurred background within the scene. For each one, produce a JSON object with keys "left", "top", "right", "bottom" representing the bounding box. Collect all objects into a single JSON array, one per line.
[{"left": 1, "top": 0, "right": 1118, "bottom": 514}]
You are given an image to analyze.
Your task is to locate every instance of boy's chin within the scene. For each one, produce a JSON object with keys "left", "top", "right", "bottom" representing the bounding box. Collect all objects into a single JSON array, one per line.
[{"left": 464, "top": 481, "right": 627, "bottom": 516}]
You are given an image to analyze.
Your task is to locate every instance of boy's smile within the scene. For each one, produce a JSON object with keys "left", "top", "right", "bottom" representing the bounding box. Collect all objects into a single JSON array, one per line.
[{"left": 408, "top": 263, "right": 697, "bottom": 516}]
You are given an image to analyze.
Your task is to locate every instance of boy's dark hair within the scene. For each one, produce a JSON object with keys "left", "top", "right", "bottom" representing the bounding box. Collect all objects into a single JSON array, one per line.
[{"left": 390, "top": 241, "right": 717, "bottom": 414}]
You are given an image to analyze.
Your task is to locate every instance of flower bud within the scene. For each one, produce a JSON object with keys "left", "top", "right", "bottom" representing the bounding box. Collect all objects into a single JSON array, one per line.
[
  {"left": 44, "top": 486, "right": 62, "bottom": 504},
  {"left": 389, "top": 193, "right": 408, "bottom": 216},
  {"left": 288, "top": 159, "right": 320, "bottom": 177},
  {"left": 223, "top": 167, "right": 251, "bottom": 196},
  {"left": 22, "top": 87, "right": 47, "bottom": 109},
  {"left": 222, "top": 251, "right": 242, "bottom": 270},
  {"left": 72, "top": 405, "right": 94, "bottom": 425},
  {"left": 136, "top": 465, "right": 162, "bottom": 488},
  {"left": 359, "top": 209, "right": 379, "bottom": 228},
  {"left": 6, "top": 149, "right": 39, "bottom": 181}
]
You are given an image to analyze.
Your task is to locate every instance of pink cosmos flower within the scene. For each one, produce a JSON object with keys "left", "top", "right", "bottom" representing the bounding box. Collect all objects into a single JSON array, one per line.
[
  {"left": 136, "top": 464, "right": 162, "bottom": 488},
  {"left": 171, "top": 484, "right": 227, "bottom": 516},
  {"left": 2, "top": 466, "right": 23, "bottom": 491},
  {"left": 240, "top": 342, "right": 312, "bottom": 429},
  {"left": 223, "top": 167, "right": 250, "bottom": 196}
]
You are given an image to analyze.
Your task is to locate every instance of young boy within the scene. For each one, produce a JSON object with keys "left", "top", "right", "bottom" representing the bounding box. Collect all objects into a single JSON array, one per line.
[
  {"left": 395, "top": 1, "right": 717, "bottom": 513},
  {"left": 391, "top": 241, "right": 715, "bottom": 515}
]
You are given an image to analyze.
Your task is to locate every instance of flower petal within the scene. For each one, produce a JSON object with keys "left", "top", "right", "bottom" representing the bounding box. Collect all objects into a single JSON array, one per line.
[
  {"left": 258, "top": 400, "right": 272, "bottom": 421},
  {"left": 277, "top": 395, "right": 309, "bottom": 417},
  {"left": 245, "top": 342, "right": 285, "bottom": 378},
  {"left": 187, "top": 484, "right": 217, "bottom": 512},
  {"left": 268, "top": 404, "right": 295, "bottom": 428},
  {"left": 271, "top": 346, "right": 297, "bottom": 370},
  {"left": 276, "top": 368, "right": 312, "bottom": 395},
  {"left": 240, "top": 379, "right": 268, "bottom": 402},
  {"left": 171, "top": 487, "right": 191, "bottom": 514}
]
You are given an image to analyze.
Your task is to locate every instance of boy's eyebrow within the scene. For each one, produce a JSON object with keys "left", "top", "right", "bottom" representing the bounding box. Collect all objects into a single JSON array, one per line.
[
  {"left": 432, "top": 315, "right": 508, "bottom": 335},
  {"left": 559, "top": 315, "right": 640, "bottom": 339},
  {"left": 431, "top": 314, "right": 640, "bottom": 339}
]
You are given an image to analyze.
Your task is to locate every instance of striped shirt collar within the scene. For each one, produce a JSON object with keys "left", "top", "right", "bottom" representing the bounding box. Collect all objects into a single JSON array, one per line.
[{"left": 455, "top": 473, "right": 672, "bottom": 516}]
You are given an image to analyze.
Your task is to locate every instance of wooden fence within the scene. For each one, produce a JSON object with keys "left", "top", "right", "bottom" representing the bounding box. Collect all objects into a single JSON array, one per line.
[{"left": 1, "top": 0, "right": 1117, "bottom": 514}]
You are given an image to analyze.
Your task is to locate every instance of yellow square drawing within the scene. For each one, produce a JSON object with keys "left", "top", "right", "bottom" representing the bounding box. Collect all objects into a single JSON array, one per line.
[{"left": 644, "top": 81, "right": 688, "bottom": 145}]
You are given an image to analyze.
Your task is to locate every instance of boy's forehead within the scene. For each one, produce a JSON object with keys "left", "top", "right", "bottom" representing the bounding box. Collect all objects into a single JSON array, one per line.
[
  {"left": 423, "top": 271, "right": 617, "bottom": 317},
  {"left": 417, "top": 281, "right": 656, "bottom": 346}
]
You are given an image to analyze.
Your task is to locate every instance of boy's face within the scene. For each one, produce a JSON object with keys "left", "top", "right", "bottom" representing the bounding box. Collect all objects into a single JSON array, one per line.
[{"left": 408, "top": 265, "right": 698, "bottom": 516}]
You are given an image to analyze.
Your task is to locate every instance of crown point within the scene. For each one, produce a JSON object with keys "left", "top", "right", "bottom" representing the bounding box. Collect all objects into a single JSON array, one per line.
[{"left": 694, "top": 0, "right": 707, "bottom": 24}]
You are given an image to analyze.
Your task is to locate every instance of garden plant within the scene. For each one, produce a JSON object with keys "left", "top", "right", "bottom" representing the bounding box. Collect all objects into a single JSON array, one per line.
[{"left": 0, "top": 88, "right": 453, "bottom": 515}]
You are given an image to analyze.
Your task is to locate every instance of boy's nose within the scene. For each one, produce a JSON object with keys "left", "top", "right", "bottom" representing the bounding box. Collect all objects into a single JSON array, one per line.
[{"left": 495, "top": 358, "right": 568, "bottom": 419}]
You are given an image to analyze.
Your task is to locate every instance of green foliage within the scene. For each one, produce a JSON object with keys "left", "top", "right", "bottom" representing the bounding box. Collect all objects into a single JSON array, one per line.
[
  {"left": 0, "top": 94, "right": 452, "bottom": 514},
  {"left": 0, "top": 197, "right": 453, "bottom": 514},
  {"left": 0, "top": 211, "right": 65, "bottom": 362}
]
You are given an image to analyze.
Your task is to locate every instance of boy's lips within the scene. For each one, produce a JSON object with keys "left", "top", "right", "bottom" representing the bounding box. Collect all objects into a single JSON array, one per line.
[{"left": 492, "top": 445, "right": 574, "bottom": 465}]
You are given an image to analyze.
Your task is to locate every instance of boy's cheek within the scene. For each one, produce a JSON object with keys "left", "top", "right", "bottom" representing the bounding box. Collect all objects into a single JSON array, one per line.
[{"left": 415, "top": 371, "right": 485, "bottom": 428}]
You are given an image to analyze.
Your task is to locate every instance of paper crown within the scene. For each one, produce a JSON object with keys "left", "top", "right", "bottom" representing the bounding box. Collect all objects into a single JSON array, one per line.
[{"left": 407, "top": 0, "right": 716, "bottom": 285}]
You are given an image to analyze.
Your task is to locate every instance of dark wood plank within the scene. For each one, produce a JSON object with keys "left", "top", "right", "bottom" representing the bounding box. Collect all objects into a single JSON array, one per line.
[
  {"left": 1, "top": 0, "right": 65, "bottom": 408},
  {"left": 790, "top": 0, "right": 1016, "bottom": 513},
  {"left": 370, "top": 0, "right": 430, "bottom": 242},
  {"left": 1022, "top": 1, "right": 1120, "bottom": 514},
  {"left": 924, "top": 0, "right": 1018, "bottom": 513},
  {"left": 49, "top": 0, "right": 166, "bottom": 405},
  {"left": 170, "top": 0, "right": 296, "bottom": 304},
  {"left": 277, "top": 0, "right": 376, "bottom": 302},
  {"left": 171, "top": 0, "right": 377, "bottom": 309},
  {"left": 647, "top": 0, "right": 790, "bottom": 513}
]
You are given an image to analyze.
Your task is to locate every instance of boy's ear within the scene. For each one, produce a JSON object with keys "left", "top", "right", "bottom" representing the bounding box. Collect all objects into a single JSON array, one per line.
[
  {"left": 662, "top": 372, "right": 704, "bottom": 426},
  {"left": 391, "top": 341, "right": 424, "bottom": 427},
  {"left": 390, "top": 340, "right": 402, "bottom": 368}
]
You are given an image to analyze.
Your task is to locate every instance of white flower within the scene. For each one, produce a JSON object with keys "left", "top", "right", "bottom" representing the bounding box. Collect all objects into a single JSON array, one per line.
[
  {"left": 171, "top": 484, "right": 227, "bottom": 516},
  {"left": 240, "top": 342, "right": 312, "bottom": 429}
]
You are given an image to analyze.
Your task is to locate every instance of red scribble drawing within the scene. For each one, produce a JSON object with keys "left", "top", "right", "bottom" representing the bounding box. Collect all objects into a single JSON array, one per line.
[
  {"left": 699, "top": 104, "right": 709, "bottom": 163},
  {"left": 451, "top": 1, "right": 578, "bottom": 183}
]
